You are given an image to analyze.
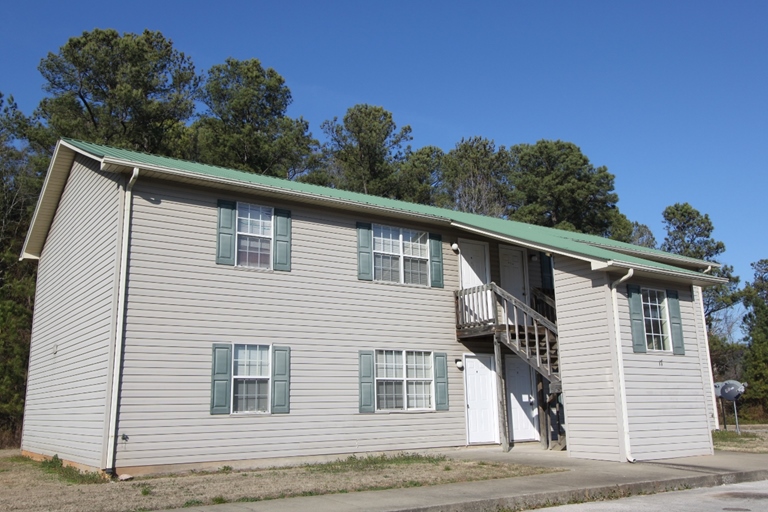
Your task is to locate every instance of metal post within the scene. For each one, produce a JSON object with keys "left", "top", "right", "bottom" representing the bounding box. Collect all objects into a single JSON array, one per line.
[
  {"left": 734, "top": 401, "right": 740, "bottom": 435},
  {"left": 720, "top": 398, "right": 728, "bottom": 431}
]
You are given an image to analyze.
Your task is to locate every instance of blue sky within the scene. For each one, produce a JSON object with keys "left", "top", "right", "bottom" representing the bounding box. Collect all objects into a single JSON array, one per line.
[{"left": 2, "top": 0, "right": 765, "bottom": 287}]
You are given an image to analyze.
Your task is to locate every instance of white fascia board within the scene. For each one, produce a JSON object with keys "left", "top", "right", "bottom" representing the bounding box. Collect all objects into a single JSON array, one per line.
[
  {"left": 585, "top": 240, "right": 720, "bottom": 270},
  {"left": 450, "top": 221, "right": 605, "bottom": 267},
  {"left": 20, "top": 142, "right": 76, "bottom": 260},
  {"left": 599, "top": 260, "right": 728, "bottom": 286},
  {"left": 99, "top": 156, "right": 454, "bottom": 226}
]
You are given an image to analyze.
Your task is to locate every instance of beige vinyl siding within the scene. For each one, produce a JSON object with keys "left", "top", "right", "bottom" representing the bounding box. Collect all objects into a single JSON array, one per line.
[
  {"left": 21, "top": 155, "right": 122, "bottom": 468},
  {"left": 553, "top": 257, "right": 622, "bottom": 462},
  {"left": 618, "top": 279, "right": 714, "bottom": 459},
  {"left": 115, "top": 179, "right": 466, "bottom": 468}
]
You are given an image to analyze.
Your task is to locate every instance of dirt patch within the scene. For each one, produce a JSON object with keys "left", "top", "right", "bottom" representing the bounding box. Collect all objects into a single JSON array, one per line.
[
  {"left": 0, "top": 451, "right": 560, "bottom": 512},
  {"left": 713, "top": 425, "right": 768, "bottom": 453}
]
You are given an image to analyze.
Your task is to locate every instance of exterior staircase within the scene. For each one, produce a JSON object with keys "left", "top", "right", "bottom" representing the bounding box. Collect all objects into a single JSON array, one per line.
[{"left": 454, "top": 283, "right": 561, "bottom": 392}]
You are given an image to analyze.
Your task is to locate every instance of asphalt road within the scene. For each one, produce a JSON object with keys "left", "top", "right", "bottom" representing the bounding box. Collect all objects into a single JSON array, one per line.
[{"left": 543, "top": 480, "right": 768, "bottom": 511}]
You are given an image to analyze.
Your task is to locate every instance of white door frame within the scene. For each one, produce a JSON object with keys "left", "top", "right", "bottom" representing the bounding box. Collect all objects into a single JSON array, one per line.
[
  {"left": 463, "top": 352, "right": 500, "bottom": 445},
  {"left": 458, "top": 238, "right": 491, "bottom": 288},
  {"left": 499, "top": 244, "right": 530, "bottom": 302}
]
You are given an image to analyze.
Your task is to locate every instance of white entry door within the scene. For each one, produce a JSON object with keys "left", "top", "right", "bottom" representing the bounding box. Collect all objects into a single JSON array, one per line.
[
  {"left": 506, "top": 355, "right": 539, "bottom": 442},
  {"left": 460, "top": 239, "right": 490, "bottom": 289},
  {"left": 499, "top": 246, "right": 528, "bottom": 302},
  {"left": 465, "top": 354, "right": 499, "bottom": 444},
  {"left": 459, "top": 240, "right": 492, "bottom": 323},
  {"left": 500, "top": 246, "right": 529, "bottom": 322}
]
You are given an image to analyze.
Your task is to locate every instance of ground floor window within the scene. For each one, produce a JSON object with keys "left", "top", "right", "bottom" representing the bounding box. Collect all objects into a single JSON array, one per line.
[
  {"left": 233, "top": 344, "right": 271, "bottom": 413},
  {"left": 375, "top": 350, "right": 433, "bottom": 410}
]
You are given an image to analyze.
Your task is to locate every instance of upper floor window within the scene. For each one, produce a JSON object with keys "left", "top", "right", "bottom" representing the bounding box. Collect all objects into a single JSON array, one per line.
[
  {"left": 216, "top": 200, "right": 291, "bottom": 271},
  {"left": 373, "top": 225, "right": 429, "bottom": 286},
  {"left": 356, "top": 222, "right": 443, "bottom": 288},
  {"left": 237, "top": 203, "right": 273, "bottom": 269}
]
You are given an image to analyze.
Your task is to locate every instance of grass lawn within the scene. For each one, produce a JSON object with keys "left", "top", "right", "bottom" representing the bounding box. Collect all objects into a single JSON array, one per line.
[
  {"left": 0, "top": 450, "right": 560, "bottom": 512},
  {"left": 712, "top": 425, "right": 768, "bottom": 453}
]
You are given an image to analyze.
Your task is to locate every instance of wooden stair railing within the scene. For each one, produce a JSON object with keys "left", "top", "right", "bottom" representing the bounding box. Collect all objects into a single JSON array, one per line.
[
  {"left": 455, "top": 283, "right": 560, "bottom": 387},
  {"left": 531, "top": 287, "right": 557, "bottom": 323}
]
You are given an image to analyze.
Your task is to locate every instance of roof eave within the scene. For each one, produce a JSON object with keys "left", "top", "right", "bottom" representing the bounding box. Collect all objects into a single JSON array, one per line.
[
  {"left": 450, "top": 221, "right": 605, "bottom": 267},
  {"left": 20, "top": 141, "right": 79, "bottom": 260},
  {"left": 584, "top": 241, "right": 721, "bottom": 271},
  {"left": 99, "top": 156, "right": 453, "bottom": 227},
  {"left": 592, "top": 260, "right": 728, "bottom": 287}
]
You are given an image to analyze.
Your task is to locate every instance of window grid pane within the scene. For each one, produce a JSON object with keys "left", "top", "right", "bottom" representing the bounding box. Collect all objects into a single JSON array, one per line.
[
  {"left": 374, "top": 253, "right": 400, "bottom": 283},
  {"left": 373, "top": 225, "right": 400, "bottom": 254},
  {"left": 376, "top": 381, "right": 404, "bottom": 409},
  {"left": 641, "top": 289, "right": 670, "bottom": 351},
  {"left": 237, "top": 204, "right": 272, "bottom": 236},
  {"left": 233, "top": 379, "right": 269, "bottom": 413},
  {"left": 403, "top": 257, "right": 428, "bottom": 286},
  {"left": 402, "top": 230, "right": 428, "bottom": 258},
  {"left": 234, "top": 344, "right": 270, "bottom": 377}
]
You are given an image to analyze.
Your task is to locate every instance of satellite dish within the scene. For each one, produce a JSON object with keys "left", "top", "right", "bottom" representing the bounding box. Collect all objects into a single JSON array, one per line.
[
  {"left": 720, "top": 380, "right": 746, "bottom": 401},
  {"left": 713, "top": 382, "right": 724, "bottom": 398}
]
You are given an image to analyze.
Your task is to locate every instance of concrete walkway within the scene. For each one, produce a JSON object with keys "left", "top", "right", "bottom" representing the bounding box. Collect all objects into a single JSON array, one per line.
[{"left": 177, "top": 446, "right": 768, "bottom": 512}]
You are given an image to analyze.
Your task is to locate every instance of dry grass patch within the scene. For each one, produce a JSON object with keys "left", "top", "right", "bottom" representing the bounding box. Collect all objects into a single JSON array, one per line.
[
  {"left": 712, "top": 427, "right": 768, "bottom": 453},
  {"left": 0, "top": 451, "right": 560, "bottom": 512}
]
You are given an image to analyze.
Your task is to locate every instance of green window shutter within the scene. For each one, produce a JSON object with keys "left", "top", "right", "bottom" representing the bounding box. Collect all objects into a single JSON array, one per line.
[
  {"left": 428, "top": 233, "right": 444, "bottom": 288},
  {"left": 210, "top": 344, "right": 232, "bottom": 415},
  {"left": 271, "top": 346, "right": 291, "bottom": 413},
  {"left": 216, "top": 200, "right": 236, "bottom": 265},
  {"left": 357, "top": 223, "right": 373, "bottom": 281},
  {"left": 667, "top": 290, "right": 685, "bottom": 355},
  {"left": 273, "top": 209, "right": 292, "bottom": 272},
  {"left": 434, "top": 352, "right": 449, "bottom": 410},
  {"left": 540, "top": 252, "right": 554, "bottom": 289},
  {"left": 359, "top": 350, "right": 375, "bottom": 413},
  {"left": 627, "top": 284, "right": 647, "bottom": 353}
]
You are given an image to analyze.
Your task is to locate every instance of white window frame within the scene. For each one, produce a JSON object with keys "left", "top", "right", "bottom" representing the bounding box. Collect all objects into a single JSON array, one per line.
[
  {"left": 236, "top": 202, "right": 274, "bottom": 270},
  {"left": 374, "top": 349, "right": 435, "bottom": 411},
  {"left": 231, "top": 343, "right": 272, "bottom": 414},
  {"left": 372, "top": 224, "right": 430, "bottom": 286},
  {"left": 641, "top": 288, "right": 672, "bottom": 352}
]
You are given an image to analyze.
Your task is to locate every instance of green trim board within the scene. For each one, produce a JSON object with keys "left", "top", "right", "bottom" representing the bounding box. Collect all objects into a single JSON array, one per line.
[{"left": 24, "top": 138, "right": 726, "bottom": 285}]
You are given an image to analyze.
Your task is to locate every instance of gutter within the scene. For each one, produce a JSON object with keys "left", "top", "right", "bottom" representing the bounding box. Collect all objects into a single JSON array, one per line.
[
  {"left": 105, "top": 167, "right": 139, "bottom": 472},
  {"left": 610, "top": 268, "right": 636, "bottom": 463},
  {"left": 596, "top": 260, "right": 727, "bottom": 286}
]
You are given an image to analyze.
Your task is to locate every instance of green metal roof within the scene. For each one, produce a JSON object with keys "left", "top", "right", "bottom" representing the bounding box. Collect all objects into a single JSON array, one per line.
[{"left": 56, "top": 138, "right": 721, "bottom": 283}]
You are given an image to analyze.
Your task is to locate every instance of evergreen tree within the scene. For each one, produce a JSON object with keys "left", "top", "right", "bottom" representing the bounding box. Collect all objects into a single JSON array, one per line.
[
  {"left": 190, "top": 58, "right": 319, "bottom": 178},
  {"left": 29, "top": 28, "right": 199, "bottom": 155},
  {"left": 0, "top": 94, "right": 41, "bottom": 445},
  {"left": 742, "top": 260, "right": 768, "bottom": 416},
  {"left": 507, "top": 140, "right": 627, "bottom": 237},
  {"left": 317, "top": 104, "right": 412, "bottom": 196}
]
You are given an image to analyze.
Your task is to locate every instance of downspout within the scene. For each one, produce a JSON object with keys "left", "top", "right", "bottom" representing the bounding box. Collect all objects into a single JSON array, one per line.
[
  {"left": 610, "top": 268, "right": 636, "bottom": 463},
  {"left": 105, "top": 167, "right": 139, "bottom": 472}
]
